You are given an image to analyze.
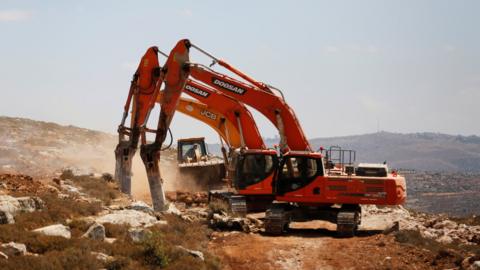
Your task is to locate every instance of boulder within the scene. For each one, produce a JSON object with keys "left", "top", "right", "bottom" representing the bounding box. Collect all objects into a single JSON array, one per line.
[
  {"left": 0, "top": 195, "right": 44, "bottom": 224},
  {"left": 0, "top": 211, "right": 14, "bottom": 224},
  {"left": 0, "top": 242, "right": 27, "bottom": 256},
  {"left": 96, "top": 209, "right": 165, "bottom": 227},
  {"left": 0, "top": 195, "right": 44, "bottom": 214},
  {"left": 126, "top": 201, "right": 154, "bottom": 214},
  {"left": 128, "top": 228, "right": 152, "bottom": 243},
  {"left": 33, "top": 224, "right": 71, "bottom": 239},
  {"left": 82, "top": 222, "right": 105, "bottom": 241}
]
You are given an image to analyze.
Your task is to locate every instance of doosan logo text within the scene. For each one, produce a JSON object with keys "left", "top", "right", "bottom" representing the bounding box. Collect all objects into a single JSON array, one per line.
[
  {"left": 185, "top": 84, "right": 209, "bottom": 97},
  {"left": 212, "top": 78, "right": 246, "bottom": 95}
]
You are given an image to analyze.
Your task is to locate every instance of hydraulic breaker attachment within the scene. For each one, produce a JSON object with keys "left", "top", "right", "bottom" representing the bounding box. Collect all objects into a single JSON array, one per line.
[
  {"left": 114, "top": 141, "right": 136, "bottom": 195},
  {"left": 114, "top": 126, "right": 140, "bottom": 195},
  {"left": 140, "top": 142, "right": 166, "bottom": 211}
]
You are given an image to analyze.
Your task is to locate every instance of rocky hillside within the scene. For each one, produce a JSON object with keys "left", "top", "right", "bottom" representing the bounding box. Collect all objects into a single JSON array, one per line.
[
  {"left": 0, "top": 116, "right": 116, "bottom": 176},
  {"left": 1, "top": 172, "right": 480, "bottom": 270}
]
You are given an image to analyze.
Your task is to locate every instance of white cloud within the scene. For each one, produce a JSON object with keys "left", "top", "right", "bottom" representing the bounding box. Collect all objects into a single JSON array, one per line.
[{"left": 0, "top": 10, "right": 32, "bottom": 22}]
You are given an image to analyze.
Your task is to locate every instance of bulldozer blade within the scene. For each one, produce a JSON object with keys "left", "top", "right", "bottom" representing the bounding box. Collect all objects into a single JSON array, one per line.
[
  {"left": 114, "top": 141, "right": 136, "bottom": 195},
  {"left": 140, "top": 143, "right": 166, "bottom": 211}
]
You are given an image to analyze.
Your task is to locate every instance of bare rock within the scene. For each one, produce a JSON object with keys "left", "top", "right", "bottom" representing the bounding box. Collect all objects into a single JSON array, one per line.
[
  {"left": 33, "top": 224, "right": 71, "bottom": 239},
  {"left": 104, "top": 237, "right": 117, "bottom": 244},
  {"left": 0, "top": 195, "right": 44, "bottom": 224},
  {"left": 166, "top": 203, "right": 181, "bottom": 215},
  {"left": 91, "top": 251, "right": 114, "bottom": 263},
  {"left": 437, "top": 235, "right": 454, "bottom": 244},
  {"left": 128, "top": 228, "right": 152, "bottom": 243},
  {"left": 0, "top": 251, "right": 8, "bottom": 260},
  {"left": 0, "top": 242, "right": 27, "bottom": 256},
  {"left": 471, "top": 261, "right": 480, "bottom": 270},
  {"left": 0, "top": 195, "right": 44, "bottom": 214},
  {"left": 208, "top": 211, "right": 262, "bottom": 233},
  {"left": 433, "top": 219, "right": 457, "bottom": 230},
  {"left": 126, "top": 201, "right": 154, "bottom": 214},
  {"left": 176, "top": 245, "right": 204, "bottom": 261},
  {"left": 0, "top": 211, "right": 14, "bottom": 224},
  {"left": 82, "top": 222, "right": 105, "bottom": 241},
  {"left": 96, "top": 209, "right": 165, "bottom": 227}
]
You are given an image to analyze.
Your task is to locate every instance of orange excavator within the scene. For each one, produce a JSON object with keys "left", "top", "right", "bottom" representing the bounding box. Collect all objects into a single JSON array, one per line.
[
  {"left": 115, "top": 40, "right": 190, "bottom": 211},
  {"left": 155, "top": 49, "right": 281, "bottom": 213},
  {"left": 181, "top": 43, "right": 406, "bottom": 236},
  {"left": 117, "top": 40, "right": 406, "bottom": 236}
]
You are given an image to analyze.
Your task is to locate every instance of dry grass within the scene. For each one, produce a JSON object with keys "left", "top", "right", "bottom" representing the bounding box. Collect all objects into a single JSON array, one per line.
[
  {"left": 13, "top": 193, "right": 102, "bottom": 230},
  {"left": 0, "top": 247, "right": 102, "bottom": 270},
  {"left": 0, "top": 171, "right": 220, "bottom": 269},
  {"left": 63, "top": 171, "right": 122, "bottom": 206}
]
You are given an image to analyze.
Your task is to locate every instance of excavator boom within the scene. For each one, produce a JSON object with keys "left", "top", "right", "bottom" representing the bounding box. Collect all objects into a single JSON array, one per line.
[
  {"left": 157, "top": 94, "right": 241, "bottom": 148},
  {"left": 188, "top": 62, "right": 311, "bottom": 152},
  {"left": 115, "top": 40, "right": 191, "bottom": 211}
]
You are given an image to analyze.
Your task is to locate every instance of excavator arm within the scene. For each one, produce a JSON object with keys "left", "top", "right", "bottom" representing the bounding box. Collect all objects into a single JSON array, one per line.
[
  {"left": 155, "top": 50, "right": 265, "bottom": 150},
  {"left": 139, "top": 39, "right": 191, "bottom": 211},
  {"left": 182, "top": 79, "right": 265, "bottom": 150},
  {"left": 157, "top": 94, "right": 242, "bottom": 148},
  {"left": 115, "top": 39, "right": 191, "bottom": 211},
  {"left": 185, "top": 46, "right": 311, "bottom": 152},
  {"left": 115, "top": 46, "right": 163, "bottom": 196}
]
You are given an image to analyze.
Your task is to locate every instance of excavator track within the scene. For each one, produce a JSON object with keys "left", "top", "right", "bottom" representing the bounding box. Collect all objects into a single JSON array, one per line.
[
  {"left": 336, "top": 211, "right": 359, "bottom": 237},
  {"left": 208, "top": 191, "right": 247, "bottom": 216},
  {"left": 264, "top": 203, "right": 290, "bottom": 235},
  {"left": 228, "top": 195, "right": 247, "bottom": 216}
]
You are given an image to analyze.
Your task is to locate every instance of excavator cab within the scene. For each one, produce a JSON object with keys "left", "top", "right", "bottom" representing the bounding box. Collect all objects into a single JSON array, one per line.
[
  {"left": 233, "top": 149, "right": 279, "bottom": 190},
  {"left": 274, "top": 152, "right": 324, "bottom": 196},
  {"left": 177, "top": 137, "right": 208, "bottom": 163},
  {"left": 176, "top": 137, "right": 226, "bottom": 190}
]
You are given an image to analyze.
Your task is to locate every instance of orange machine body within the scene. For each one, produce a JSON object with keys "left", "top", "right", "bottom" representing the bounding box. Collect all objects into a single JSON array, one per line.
[
  {"left": 157, "top": 94, "right": 241, "bottom": 148},
  {"left": 188, "top": 54, "right": 405, "bottom": 207},
  {"left": 189, "top": 64, "right": 311, "bottom": 152},
  {"left": 183, "top": 79, "right": 265, "bottom": 150},
  {"left": 274, "top": 151, "right": 406, "bottom": 206},
  {"left": 277, "top": 173, "right": 406, "bottom": 206},
  {"left": 129, "top": 46, "right": 161, "bottom": 129}
]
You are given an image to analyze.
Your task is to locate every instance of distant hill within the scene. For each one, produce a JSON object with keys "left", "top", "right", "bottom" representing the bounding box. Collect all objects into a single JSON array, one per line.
[
  {"left": 208, "top": 132, "right": 480, "bottom": 172},
  {"left": 2, "top": 116, "right": 479, "bottom": 173}
]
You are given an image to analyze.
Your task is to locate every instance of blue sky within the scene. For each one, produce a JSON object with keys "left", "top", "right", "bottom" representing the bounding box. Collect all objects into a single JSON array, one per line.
[{"left": 1, "top": 0, "right": 479, "bottom": 143}]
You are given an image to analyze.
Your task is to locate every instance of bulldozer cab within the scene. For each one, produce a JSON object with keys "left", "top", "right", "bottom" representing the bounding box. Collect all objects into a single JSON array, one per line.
[{"left": 177, "top": 137, "right": 208, "bottom": 164}]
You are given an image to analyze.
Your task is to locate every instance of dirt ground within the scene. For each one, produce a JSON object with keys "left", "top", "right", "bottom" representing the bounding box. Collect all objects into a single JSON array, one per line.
[
  {"left": 209, "top": 227, "right": 443, "bottom": 270},
  {"left": 134, "top": 193, "right": 460, "bottom": 270}
]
